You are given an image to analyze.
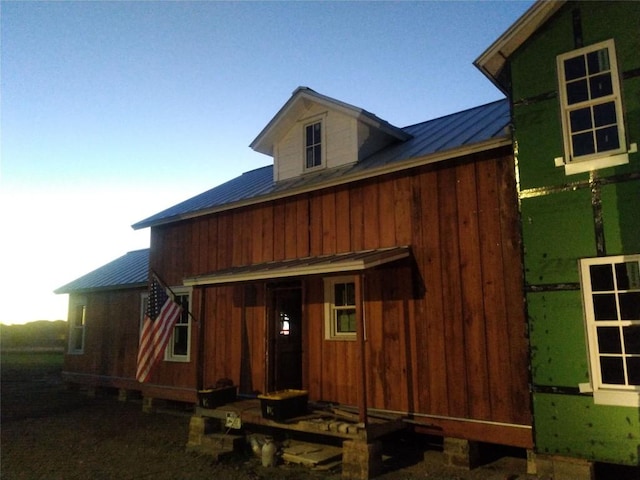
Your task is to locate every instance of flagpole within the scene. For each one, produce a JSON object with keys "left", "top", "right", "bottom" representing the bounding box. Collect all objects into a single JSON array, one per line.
[{"left": 150, "top": 268, "right": 198, "bottom": 324}]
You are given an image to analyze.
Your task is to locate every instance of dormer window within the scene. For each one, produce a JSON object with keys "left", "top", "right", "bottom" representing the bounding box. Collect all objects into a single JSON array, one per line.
[
  {"left": 556, "top": 39, "right": 629, "bottom": 174},
  {"left": 305, "top": 121, "right": 323, "bottom": 169}
]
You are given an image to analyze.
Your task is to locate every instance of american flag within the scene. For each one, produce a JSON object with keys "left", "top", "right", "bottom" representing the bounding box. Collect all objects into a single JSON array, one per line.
[{"left": 136, "top": 275, "right": 182, "bottom": 383}]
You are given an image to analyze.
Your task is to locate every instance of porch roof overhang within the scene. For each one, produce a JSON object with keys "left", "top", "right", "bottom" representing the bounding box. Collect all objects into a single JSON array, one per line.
[{"left": 183, "top": 246, "right": 411, "bottom": 287}]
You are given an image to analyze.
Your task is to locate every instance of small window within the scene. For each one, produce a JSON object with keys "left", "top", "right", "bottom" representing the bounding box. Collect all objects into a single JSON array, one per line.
[
  {"left": 580, "top": 255, "right": 640, "bottom": 406},
  {"left": 140, "top": 288, "right": 191, "bottom": 362},
  {"left": 324, "top": 276, "right": 357, "bottom": 340},
  {"left": 166, "top": 291, "right": 191, "bottom": 361},
  {"left": 68, "top": 299, "right": 86, "bottom": 354},
  {"left": 557, "top": 39, "right": 628, "bottom": 174},
  {"left": 305, "top": 121, "right": 323, "bottom": 169}
]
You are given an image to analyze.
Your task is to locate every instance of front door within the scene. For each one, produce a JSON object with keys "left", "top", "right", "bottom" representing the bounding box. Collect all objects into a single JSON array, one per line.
[{"left": 268, "top": 284, "right": 302, "bottom": 391}]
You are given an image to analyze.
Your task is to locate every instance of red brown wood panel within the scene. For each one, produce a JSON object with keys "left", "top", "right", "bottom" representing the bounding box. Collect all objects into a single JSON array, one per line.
[
  {"left": 309, "top": 193, "right": 323, "bottom": 256},
  {"left": 377, "top": 177, "right": 396, "bottom": 247},
  {"left": 304, "top": 277, "right": 324, "bottom": 400},
  {"left": 393, "top": 174, "right": 413, "bottom": 246},
  {"left": 475, "top": 157, "right": 514, "bottom": 423},
  {"left": 321, "top": 189, "right": 337, "bottom": 255},
  {"left": 284, "top": 199, "right": 298, "bottom": 258},
  {"left": 335, "top": 186, "right": 351, "bottom": 253},
  {"left": 273, "top": 200, "right": 287, "bottom": 261},
  {"left": 363, "top": 181, "right": 380, "bottom": 250},
  {"left": 498, "top": 154, "right": 531, "bottom": 425},
  {"left": 437, "top": 166, "right": 468, "bottom": 419},
  {"left": 261, "top": 203, "right": 274, "bottom": 263},
  {"left": 456, "top": 160, "right": 491, "bottom": 420},
  {"left": 295, "top": 196, "right": 310, "bottom": 258},
  {"left": 365, "top": 272, "right": 385, "bottom": 407},
  {"left": 416, "top": 170, "right": 449, "bottom": 415},
  {"left": 349, "top": 183, "right": 365, "bottom": 251}
]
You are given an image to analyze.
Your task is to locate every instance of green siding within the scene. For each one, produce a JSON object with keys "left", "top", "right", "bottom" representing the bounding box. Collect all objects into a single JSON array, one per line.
[
  {"left": 521, "top": 189, "right": 595, "bottom": 285},
  {"left": 528, "top": 290, "right": 589, "bottom": 387},
  {"left": 534, "top": 393, "right": 640, "bottom": 465},
  {"left": 601, "top": 181, "right": 640, "bottom": 254},
  {"left": 508, "top": 0, "right": 640, "bottom": 466}
]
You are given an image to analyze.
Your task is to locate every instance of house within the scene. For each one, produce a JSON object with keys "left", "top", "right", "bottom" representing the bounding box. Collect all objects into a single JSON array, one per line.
[
  {"left": 55, "top": 1, "right": 639, "bottom": 477},
  {"left": 476, "top": 0, "right": 640, "bottom": 475},
  {"left": 58, "top": 87, "right": 532, "bottom": 464}
]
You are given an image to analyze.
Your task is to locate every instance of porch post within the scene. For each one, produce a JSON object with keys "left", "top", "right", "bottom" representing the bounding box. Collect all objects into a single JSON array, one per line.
[{"left": 355, "top": 274, "right": 368, "bottom": 426}]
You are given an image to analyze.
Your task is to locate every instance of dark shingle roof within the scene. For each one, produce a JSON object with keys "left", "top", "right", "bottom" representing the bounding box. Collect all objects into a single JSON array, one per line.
[
  {"left": 133, "top": 99, "right": 509, "bottom": 230},
  {"left": 54, "top": 249, "right": 149, "bottom": 294}
]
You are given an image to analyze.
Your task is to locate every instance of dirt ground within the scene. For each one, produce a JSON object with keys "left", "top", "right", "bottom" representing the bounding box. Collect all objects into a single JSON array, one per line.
[{"left": 1, "top": 352, "right": 545, "bottom": 480}]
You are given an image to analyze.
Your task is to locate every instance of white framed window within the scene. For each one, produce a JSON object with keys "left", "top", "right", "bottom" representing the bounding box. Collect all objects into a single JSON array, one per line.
[
  {"left": 324, "top": 276, "right": 357, "bottom": 340},
  {"left": 557, "top": 39, "right": 629, "bottom": 175},
  {"left": 68, "top": 297, "right": 86, "bottom": 354},
  {"left": 304, "top": 120, "right": 323, "bottom": 170},
  {"left": 579, "top": 255, "right": 640, "bottom": 406},
  {"left": 140, "top": 287, "right": 191, "bottom": 362}
]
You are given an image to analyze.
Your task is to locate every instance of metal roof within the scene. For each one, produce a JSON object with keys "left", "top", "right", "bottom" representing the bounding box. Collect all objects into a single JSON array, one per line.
[
  {"left": 184, "top": 246, "right": 411, "bottom": 286},
  {"left": 54, "top": 249, "right": 149, "bottom": 294},
  {"left": 133, "top": 98, "right": 510, "bottom": 230}
]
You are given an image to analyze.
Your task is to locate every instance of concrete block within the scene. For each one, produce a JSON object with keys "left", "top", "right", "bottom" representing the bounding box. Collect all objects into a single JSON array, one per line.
[
  {"left": 341, "top": 440, "right": 382, "bottom": 480},
  {"left": 442, "top": 438, "right": 481, "bottom": 469}
]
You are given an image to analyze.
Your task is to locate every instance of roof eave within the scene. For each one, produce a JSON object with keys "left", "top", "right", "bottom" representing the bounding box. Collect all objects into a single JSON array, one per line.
[
  {"left": 474, "top": 0, "right": 565, "bottom": 94},
  {"left": 133, "top": 134, "right": 511, "bottom": 230}
]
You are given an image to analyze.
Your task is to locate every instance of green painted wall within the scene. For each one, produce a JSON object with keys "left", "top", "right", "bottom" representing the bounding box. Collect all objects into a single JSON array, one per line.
[{"left": 509, "top": 0, "right": 640, "bottom": 466}]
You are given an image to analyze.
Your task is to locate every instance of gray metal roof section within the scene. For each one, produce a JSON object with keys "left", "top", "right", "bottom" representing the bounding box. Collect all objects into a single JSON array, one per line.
[
  {"left": 133, "top": 99, "right": 509, "bottom": 230},
  {"left": 54, "top": 249, "right": 149, "bottom": 294}
]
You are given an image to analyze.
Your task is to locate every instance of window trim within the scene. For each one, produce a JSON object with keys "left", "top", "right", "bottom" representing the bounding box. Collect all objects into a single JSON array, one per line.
[
  {"left": 303, "top": 118, "right": 325, "bottom": 172},
  {"left": 140, "top": 287, "right": 192, "bottom": 363},
  {"left": 68, "top": 297, "right": 87, "bottom": 354},
  {"left": 556, "top": 39, "right": 629, "bottom": 175},
  {"left": 579, "top": 254, "right": 640, "bottom": 407},
  {"left": 324, "top": 275, "right": 358, "bottom": 341}
]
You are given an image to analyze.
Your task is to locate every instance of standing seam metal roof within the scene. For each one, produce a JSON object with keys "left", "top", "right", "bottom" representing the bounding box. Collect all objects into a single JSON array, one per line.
[
  {"left": 132, "top": 98, "right": 510, "bottom": 230},
  {"left": 54, "top": 249, "right": 150, "bottom": 294}
]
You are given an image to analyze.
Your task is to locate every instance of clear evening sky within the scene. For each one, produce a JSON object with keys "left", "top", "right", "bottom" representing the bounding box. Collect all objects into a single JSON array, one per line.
[{"left": 0, "top": 0, "right": 533, "bottom": 325}]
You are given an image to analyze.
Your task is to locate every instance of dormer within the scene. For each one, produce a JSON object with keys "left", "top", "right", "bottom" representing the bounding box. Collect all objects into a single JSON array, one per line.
[{"left": 250, "top": 87, "right": 412, "bottom": 182}]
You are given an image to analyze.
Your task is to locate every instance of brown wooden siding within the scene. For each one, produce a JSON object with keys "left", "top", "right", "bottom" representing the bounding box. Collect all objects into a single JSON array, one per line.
[{"left": 148, "top": 146, "right": 531, "bottom": 443}]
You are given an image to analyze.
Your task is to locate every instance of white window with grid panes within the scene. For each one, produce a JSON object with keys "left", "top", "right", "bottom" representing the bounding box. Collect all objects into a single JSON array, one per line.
[
  {"left": 304, "top": 120, "right": 323, "bottom": 170},
  {"left": 579, "top": 255, "right": 640, "bottom": 406},
  {"left": 324, "top": 276, "right": 357, "bottom": 340},
  {"left": 557, "top": 39, "right": 630, "bottom": 175}
]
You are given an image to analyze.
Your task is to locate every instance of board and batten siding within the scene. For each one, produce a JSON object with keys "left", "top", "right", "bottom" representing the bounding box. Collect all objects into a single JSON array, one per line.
[{"left": 151, "top": 145, "right": 532, "bottom": 446}]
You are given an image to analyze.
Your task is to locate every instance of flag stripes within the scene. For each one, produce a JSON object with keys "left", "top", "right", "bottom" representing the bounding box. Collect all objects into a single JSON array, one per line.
[{"left": 136, "top": 275, "right": 182, "bottom": 383}]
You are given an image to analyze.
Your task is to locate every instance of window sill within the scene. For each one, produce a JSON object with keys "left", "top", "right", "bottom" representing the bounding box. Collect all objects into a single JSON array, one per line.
[
  {"left": 325, "top": 335, "right": 356, "bottom": 342},
  {"left": 561, "top": 152, "right": 629, "bottom": 175},
  {"left": 591, "top": 389, "right": 640, "bottom": 407},
  {"left": 164, "top": 357, "right": 190, "bottom": 363}
]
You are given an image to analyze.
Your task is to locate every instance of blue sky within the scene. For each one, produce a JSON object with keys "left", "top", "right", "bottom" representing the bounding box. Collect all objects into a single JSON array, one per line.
[{"left": 0, "top": 0, "right": 534, "bottom": 324}]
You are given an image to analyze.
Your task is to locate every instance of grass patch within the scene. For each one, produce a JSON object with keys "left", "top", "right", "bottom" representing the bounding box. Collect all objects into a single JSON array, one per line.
[{"left": 1, "top": 350, "right": 64, "bottom": 370}]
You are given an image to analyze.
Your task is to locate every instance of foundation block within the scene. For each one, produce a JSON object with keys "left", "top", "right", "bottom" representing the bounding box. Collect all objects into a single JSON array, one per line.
[
  {"left": 341, "top": 440, "right": 383, "bottom": 480},
  {"left": 442, "top": 438, "right": 481, "bottom": 469}
]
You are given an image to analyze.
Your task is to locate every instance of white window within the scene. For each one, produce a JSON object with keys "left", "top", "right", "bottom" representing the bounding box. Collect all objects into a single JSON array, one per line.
[
  {"left": 579, "top": 255, "right": 640, "bottom": 406},
  {"left": 305, "top": 120, "right": 323, "bottom": 170},
  {"left": 68, "top": 297, "right": 86, "bottom": 354},
  {"left": 140, "top": 288, "right": 191, "bottom": 362},
  {"left": 324, "top": 276, "right": 357, "bottom": 340},
  {"left": 557, "top": 39, "right": 629, "bottom": 175}
]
